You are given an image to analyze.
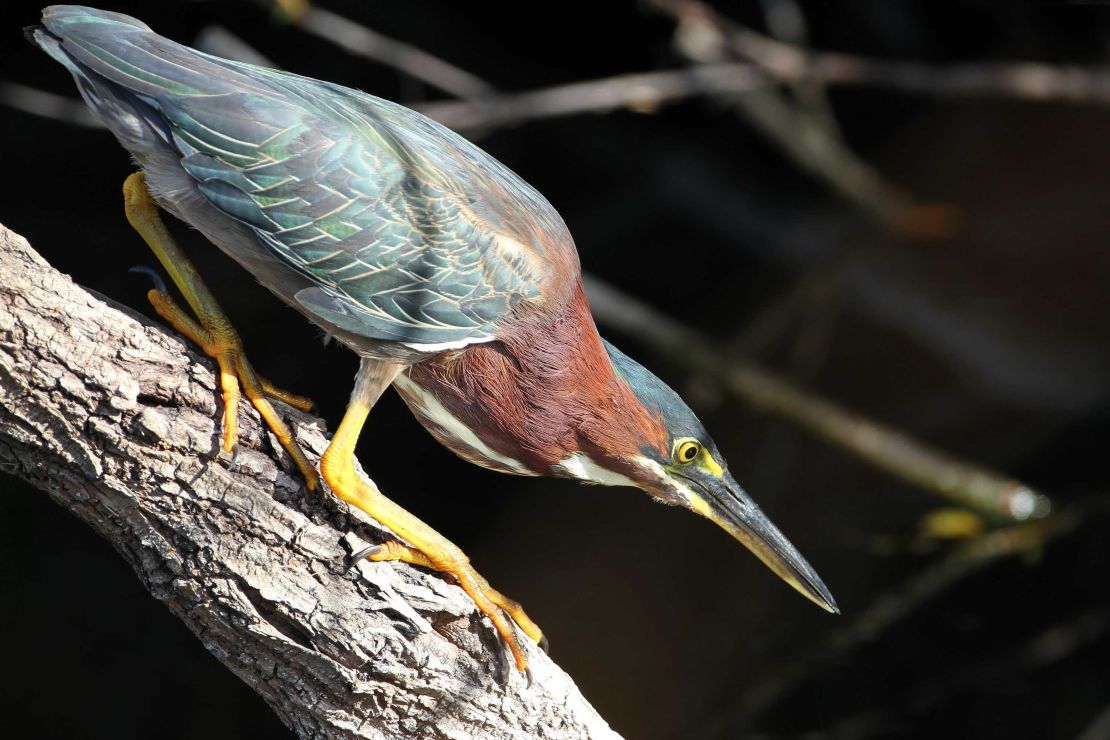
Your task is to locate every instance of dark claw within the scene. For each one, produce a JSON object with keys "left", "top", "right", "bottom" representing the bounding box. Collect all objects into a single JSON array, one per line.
[
  {"left": 348, "top": 544, "right": 383, "bottom": 570},
  {"left": 128, "top": 265, "right": 168, "bottom": 294},
  {"left": 524, "top": 664, "right": 534, "bottom": 688},
  {"left": 538, "top": 634, "right": 550, "bottom": 655},
  {"left": 226, "top": 444, "right": 241, "bottom": 470}
]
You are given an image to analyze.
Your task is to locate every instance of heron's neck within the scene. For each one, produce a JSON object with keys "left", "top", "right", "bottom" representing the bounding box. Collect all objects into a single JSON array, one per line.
[{"left": 398, "top": 282, "right": 659, "bottom": 476}]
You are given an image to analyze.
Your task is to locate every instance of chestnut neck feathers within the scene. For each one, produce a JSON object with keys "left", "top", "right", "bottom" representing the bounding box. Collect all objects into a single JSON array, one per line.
[{"left": 397, "top": 282, "right": 667, "bottom": 476}]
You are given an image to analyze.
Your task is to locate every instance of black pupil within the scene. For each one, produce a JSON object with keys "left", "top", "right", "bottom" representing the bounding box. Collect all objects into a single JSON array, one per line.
[{"left": 684, "top": 446, "right": 697, "bottom": 460}]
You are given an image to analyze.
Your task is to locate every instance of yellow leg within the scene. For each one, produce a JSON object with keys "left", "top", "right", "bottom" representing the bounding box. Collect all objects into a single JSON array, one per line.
[
  {"left": 122, "top": 172, "right": 319, "bottom": 490},
  {"left": 326, "top": 360, "right": 544, "bottom": 673}
]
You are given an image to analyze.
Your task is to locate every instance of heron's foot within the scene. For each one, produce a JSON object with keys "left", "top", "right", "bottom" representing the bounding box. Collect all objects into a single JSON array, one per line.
[
  {"left": 131, "top": 266, "right": 316, "bottom": 417},
  {"left": 142, "top": 282, "right": 319, "bottom": 489},
  {"left": 352, "top": 540, "right": 546, "bottom": 669},
  {"left": 122, "top": 172, "right": 318, "bottom": 490}
]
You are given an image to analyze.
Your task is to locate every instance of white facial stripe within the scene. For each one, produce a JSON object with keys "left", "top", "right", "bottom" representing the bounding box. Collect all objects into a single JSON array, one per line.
[
  {"left": 392, "top": 373, "right": 535, "bottom": 476},
  {"left": 554, "top": 452, "right": 640, "bottom": 488},
  {"left": 402, "top": 335, "right": 496, "bottom": 352},
  {"left": 639, "top": 456, "right": 671, "bottom": 482},
  {"left": 648, "top": 458, "right": 703, "bottom": 506}
]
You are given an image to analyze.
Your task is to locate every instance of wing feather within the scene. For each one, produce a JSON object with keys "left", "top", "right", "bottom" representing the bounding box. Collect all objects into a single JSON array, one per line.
[{"left": 37, "top": 7, "right": 579, "bottom": 346}]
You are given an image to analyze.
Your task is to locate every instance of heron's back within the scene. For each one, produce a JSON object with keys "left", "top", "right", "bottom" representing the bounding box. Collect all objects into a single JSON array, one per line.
[{"left": 31, "top": 5, "right": 581, "bottom": 353}]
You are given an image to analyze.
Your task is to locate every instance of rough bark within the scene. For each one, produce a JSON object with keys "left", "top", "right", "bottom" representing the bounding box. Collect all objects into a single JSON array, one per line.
[{"left": 0, "top": 222, "right": 619, "bottom": 740}]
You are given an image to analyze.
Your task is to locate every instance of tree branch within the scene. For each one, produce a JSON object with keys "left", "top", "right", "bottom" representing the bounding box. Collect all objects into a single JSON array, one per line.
[{"left": 0, "top": 222, "right": 619, "bottom": 740}]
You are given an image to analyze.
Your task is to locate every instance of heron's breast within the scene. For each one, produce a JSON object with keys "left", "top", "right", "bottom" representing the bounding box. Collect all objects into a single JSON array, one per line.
[{"left": 392, "top": 372, "right": 537, "bottom": 477}]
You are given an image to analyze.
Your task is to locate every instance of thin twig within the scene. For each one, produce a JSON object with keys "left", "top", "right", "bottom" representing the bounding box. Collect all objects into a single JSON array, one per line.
[
  {"left": 656, "top": 0, "right": 1110, "bottom": 104},
  {"left": 416, "top": 64, "right": 766, "bottom": 129},
  {"left": 276, "top": 0, "right": 1110, "bottom": 111},
  {"left": 730, "top": 263, "right": 844, "bottom": 358},
  {"left": 266, "top": 1, "right": 496, "bottom": 99},
  {"left": 1076, "top": 701, "right": 1110, "bottom": 740},
  {"left": 582, "top": 274, "right": 1052, "bottom": 521},
  {"left": 15, "top": 52, "right": 1110, "bottom": 134},
  {"left": 415, "top": 52, "right": 1110, "bottom": 132},
  {"left": 818, "top": 607, "right": 1110, "bottom": 738},
  {"left": 813, "top": 53, "right": 1110, "bottom": 102},
  {"left": 0, "top": 80, "right": 101, "bottom": 128},
  {"left": 710, "top": 508, "right": 1087, "bottom": 734},
  {"left": 171, "top": 15, "right": 769, "bottom": 132},
  {"left": 654, "top": 0, "right": 949, "bottom": 237},
  {"left": 757, "top": 0, "right": 842, "bottom": 135},
  {"left": 195, "top": 26, "right": 277, "bottom": 68}
]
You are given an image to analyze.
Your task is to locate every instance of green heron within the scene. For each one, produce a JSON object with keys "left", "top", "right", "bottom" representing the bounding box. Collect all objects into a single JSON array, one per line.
[{"left": 31, "top": 5, "right": 837, "bottom": 673}]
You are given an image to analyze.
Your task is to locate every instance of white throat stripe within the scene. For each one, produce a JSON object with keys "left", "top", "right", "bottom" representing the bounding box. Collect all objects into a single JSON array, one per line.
[
  {"left": 392, "top": 373, "right": 533, "bottom": 476},
  {"left": 554, "top": 453, "right": 639, "bottom": 488}
]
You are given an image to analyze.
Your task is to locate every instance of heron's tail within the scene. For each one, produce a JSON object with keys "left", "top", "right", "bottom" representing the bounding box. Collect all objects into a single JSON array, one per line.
[
  {"left": 27, "top": 6, "right": 243, "bottom": 98},
  {"left": 27, "top": 6, "right": 194, "bottom": 160},
  {"left": 26, "top": 5, "right": 271, "bottom": 165}
]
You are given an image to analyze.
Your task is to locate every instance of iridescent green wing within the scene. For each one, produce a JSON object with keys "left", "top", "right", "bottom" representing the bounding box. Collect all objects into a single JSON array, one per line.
[
  {"left": 179, "top": 70, "right": 575, "bottom": 346},
  {"left": 41, "top": 7, "right": 574, "bottom": 347}
]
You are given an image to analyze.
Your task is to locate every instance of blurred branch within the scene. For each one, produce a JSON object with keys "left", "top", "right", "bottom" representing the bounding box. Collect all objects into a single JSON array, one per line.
[
  {"left": 263, "top": 0, "right": 496, "bottom": 99},
  {"left": 1077, "top": 702, "right": 1110, "bottom": 740},
  {"left": 256, "top": 0, "right": 1110, "bottom": 142},
  {"left": 801, "top": 57, "right": 1110, "bottom": 103},
  {"left": 583, "top": 275, "right": 1052, "bottom": 521},
  {"left": 650, "top": 0, "right": 1110, "bottom": 103},
  {"left": 731, "top": 264, "right": 842, "bottom": 358},
  {"left": 187, "top": 9, "right": 768, "bottom": 133},
  {"left": 0, "top": 81, "right": 101, "bottom": 128},
  {"left": 417, "top": 63, "right": 765, "bottom": 130},
  {"left": 14, "top": 21, "right": 1110, "bottom": 141},
  {"left": 757, "top": 0, "right": 842, "bottom": 135},
  {"left": 822, "top": 606, "right": 1110, "bottom": 738},
  {"left": 169, "top": 19, "right": 772, "bottom": 134},
  {"left": 721, "top": 506, "right": 1092, "bottom": 733},
  {"left": 650, "top": 0, "right": 953, "bottom": 238},
  {"left": 0, "top": 222, "right": 618, "bottom": 739},
  {"left": 195, "top": 25, "right": 277, "bottom": 68}
]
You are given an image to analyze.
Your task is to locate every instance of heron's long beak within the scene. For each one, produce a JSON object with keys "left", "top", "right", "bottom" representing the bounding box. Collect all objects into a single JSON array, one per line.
[{"left": 684, "top": 471, "right": 839, "bottom": 614}]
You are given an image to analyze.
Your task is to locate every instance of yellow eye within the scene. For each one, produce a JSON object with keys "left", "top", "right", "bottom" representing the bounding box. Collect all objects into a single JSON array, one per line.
[{"left": 675, "top": 440, "right": 701, "bottom": 465}]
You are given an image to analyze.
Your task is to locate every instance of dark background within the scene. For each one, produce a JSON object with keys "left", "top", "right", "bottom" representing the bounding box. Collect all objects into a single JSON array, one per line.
[{"left": 3, "top": 1, "right": 1110, "bottom": 738}]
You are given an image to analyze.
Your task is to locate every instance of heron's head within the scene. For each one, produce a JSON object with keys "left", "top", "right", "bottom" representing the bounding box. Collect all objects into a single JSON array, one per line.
[{"left": 569, "top": 340, "right": 838, "bottom": 614}]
